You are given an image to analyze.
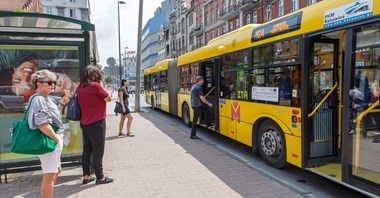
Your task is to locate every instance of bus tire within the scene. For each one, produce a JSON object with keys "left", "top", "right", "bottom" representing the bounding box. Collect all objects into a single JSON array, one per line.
[
  {"left": 258, "top": 119, "right": 286, "bottom": 168},
  {"left": 182, "top": 103, "right": 191, "bottom": 127},
  {"left": 151, "top": 96, "right": 156, "bottom": 111}
]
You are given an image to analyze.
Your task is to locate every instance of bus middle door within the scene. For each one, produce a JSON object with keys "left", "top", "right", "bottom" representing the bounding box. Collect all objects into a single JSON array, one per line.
[
  {"left": 308, "top": 38, "right": 339, "bottom": 164},
  {"left": 200, "top": 60, "right": 218, "bottom": 132}
]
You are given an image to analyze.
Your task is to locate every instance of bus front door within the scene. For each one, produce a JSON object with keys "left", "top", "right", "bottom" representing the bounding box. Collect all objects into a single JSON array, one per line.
[
  {"left": 308, "top": 38, "right": 340, "bottom": 164},
  {"left": 200, "top": 59, "right": 219, "bottom": 132}
]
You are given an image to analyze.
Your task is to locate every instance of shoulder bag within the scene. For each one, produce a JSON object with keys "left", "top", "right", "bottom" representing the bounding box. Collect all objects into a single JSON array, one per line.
[
  {"left": 11, "top": 95, "right": 59, "bottom": 155},
  {"left": 114, "top": 101, "right": 123, "bottom": 113},
  {"left": 66, "top": 90, "right": 81, "bottom": 121}
]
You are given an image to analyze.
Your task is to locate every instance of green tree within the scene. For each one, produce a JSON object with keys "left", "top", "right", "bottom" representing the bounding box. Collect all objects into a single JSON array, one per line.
[
  {"left": 15, "top": 6, "right": 26, "bottom": 12},
  {"left": 105, "top": 76, "right": 112, "bottom": 84}
]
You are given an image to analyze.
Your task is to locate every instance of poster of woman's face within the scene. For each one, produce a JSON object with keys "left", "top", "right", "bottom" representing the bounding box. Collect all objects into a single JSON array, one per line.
[
  {"left": 0, "top": 45, "right": 80, "bottom": 112},
  {"left": 0, "top": 45, "right": 84, "bottom": 163}
]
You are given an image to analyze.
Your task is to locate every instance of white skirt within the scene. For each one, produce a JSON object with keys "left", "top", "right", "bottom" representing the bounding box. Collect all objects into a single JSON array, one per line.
[{"left": 38, "top": 134, "right": 64, "bottom": 174}]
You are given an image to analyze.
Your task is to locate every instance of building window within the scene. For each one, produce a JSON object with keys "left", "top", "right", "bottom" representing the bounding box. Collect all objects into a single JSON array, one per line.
[
  {"left": 189, "top": 35, "right": 194, "bottom": 45},
  {"left": 246, "top": 14, "right": 251, "bottom": 24},
  {"left": 278, "top": 0, "right": 284, "bottom": 16},
  {"left": 211, "top": 8, "right": 214, "bottom": 22},
  {"left": 182, "top": 36, "right": 185, "bottom": 49},
  {"left": 70, "top": 9, "right": 76, "bottom": 18},
  {"left": 230, "top": 21, "right": 234, "bottom": 31},
  {"left": 308, "top": 0, "right": 317, "bottom": 5},
  {"left": 45, "top": 7, "right": 53, "bottom": 14},
  {"left": 216, "top": 29, "right": 219, "bottom": 37},
  {"left": 81, "top": 9, "right": 89, "bottom": 22},
  {"left": 266, "top": 5, "right": 272, "bottom": 21},
  {"left": 57, "top": 7, "right": 64, "bottom": 16},
  {"left": 292, "top": 0, "right": 299, "bottom": 11},
  {"left": 189, "top": 13, "right": 194, "bottom": 26},
  {"left": 236, "top": 18, "right": 239, "bottom": 28},
  {"left": 252, "top": 11, "right": 258, "bottom": 23}
]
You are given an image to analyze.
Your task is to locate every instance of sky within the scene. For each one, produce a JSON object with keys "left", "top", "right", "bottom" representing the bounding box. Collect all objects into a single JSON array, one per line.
[{"left": 89, "top": 0, "right": 164, "bottom": 66}]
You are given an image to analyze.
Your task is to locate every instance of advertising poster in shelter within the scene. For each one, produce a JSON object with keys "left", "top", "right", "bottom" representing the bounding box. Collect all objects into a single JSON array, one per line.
[{"left": 0, "top": 45, "right": 82, "bottom": 166}]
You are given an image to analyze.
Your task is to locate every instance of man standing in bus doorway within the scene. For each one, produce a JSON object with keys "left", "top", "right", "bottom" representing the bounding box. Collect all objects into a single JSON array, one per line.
[{"left": 190, "top": 76, "right": 213, "bottom": 139}]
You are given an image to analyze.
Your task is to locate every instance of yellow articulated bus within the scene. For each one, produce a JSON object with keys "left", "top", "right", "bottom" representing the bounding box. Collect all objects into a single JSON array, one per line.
[{"left": 144, "top": 0, "right": 380, "bottom": 195}]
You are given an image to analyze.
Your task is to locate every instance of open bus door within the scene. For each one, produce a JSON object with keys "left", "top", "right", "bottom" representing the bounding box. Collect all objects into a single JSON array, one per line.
[
  {"left": 342, "top": 23, "right": 380, "bottom": 195},
  {"left": 307, "top": 37, "right": 340, "bottom": 166},
  {"left": 199, "top": 59, "right": 219, "bottom": 132}
]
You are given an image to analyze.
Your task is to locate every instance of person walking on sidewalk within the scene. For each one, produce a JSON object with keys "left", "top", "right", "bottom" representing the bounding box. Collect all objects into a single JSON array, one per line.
[
  {"left": 190, "top": 76, "right": 213, "bottom": 139},
  {"left": 118, "top": 79, "right": 134, "bottom": 137},
  {"left": 28, "top": 70, "right": 69, "bottom": 198},
  {"left": 77, "top": 65, "right": 113, "bottom": 185}
]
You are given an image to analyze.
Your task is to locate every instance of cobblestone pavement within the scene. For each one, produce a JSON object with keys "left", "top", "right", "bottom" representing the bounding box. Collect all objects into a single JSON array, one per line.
[{"left": 0, "top": 98, "right": 302, "bottom": 198}]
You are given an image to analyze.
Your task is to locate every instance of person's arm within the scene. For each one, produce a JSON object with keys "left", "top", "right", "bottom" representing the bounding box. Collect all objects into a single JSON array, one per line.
[
  {"left": 118, "top": 89, "right": 126, "bottom": 111},
  {"left": 96, "top": 82, "right": 111, "bottom": 102},
  {"left": 29, "top": 97, "right": 60, "bottom": 143},
  {"left": 38, "top": 123, "right": 60, "bottom": 143},
  {"left": 200, "top": 95, "right": 212, "bottom": 108},
  {"left": 104, "top": 95, "right": 111, "bottom": 102}
]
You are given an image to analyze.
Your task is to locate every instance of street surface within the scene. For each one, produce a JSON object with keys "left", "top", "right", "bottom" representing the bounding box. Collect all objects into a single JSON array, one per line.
[{"left": 0, "top": 93, "right": 370, "bottom": 197}]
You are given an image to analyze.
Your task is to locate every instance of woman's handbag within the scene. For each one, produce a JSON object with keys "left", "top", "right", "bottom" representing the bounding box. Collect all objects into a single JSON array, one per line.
[
  {"left": 114, "top": 101, "right": 123, "bottom": 113},
  {"left": 11, "top": 95, "right": 59, "bottom": 155},
  {"left": 66, "top": 90, "right": 81, "bottom": 121}
]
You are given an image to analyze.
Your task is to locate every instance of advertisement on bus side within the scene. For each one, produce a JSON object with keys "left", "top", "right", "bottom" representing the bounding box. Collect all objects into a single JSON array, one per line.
[{"left": 324, "top": 0, "right": 373, "bottom": 28}]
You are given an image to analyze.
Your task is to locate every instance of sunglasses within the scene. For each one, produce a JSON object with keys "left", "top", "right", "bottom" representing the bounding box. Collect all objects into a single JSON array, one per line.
[{"left": 39, "top": 80, "right": 57, "bottom": 86}]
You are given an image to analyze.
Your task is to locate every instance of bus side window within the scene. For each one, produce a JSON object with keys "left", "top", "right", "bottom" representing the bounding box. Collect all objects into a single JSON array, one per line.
[{"left": 292, "top": 68, "right": 301, "bottom": 107}]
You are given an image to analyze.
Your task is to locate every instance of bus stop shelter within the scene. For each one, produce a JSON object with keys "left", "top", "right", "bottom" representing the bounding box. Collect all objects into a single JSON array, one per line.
[{"left": 0, "top": 12, "right": 98, "bottom": 183}]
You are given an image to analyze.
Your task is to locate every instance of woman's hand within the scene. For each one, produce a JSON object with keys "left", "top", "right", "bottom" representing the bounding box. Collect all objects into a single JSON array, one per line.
[
  {"left": 122, "top": 107, "right": 126, "bottom": 113},
  {"left": 60, "top": 96, "right": 69, "bottom": 106},
  {"left": 54, "top": 134, "right": 61, "bottom": 144},
  {"left": 60, "top": 90, "right": 70, "bottom": 106}
]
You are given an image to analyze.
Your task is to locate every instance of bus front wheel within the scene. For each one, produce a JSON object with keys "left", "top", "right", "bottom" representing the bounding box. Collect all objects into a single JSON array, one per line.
[
  {"left": 258, "top": 120, "right": 286, "bottom": 168},
  {"left": 182, "top": 103, "right": 191, "bottom": 127}
]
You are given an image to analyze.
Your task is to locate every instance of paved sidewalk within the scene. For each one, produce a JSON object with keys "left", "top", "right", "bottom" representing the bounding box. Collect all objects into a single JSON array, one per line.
[{"left": 0, "top": 101, "right": 301, "bottom": 197}]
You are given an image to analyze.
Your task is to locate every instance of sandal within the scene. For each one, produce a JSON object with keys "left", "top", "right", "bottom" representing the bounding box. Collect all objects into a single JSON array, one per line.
[
  {"left": 126, "top": 132, "right": 135, "bottom": 137},
  {"left": 82, "top": 176, "right": 95, "bottom": 185},
  {"left": 118, "top": 133, "right": 126, "bottom": 137}
]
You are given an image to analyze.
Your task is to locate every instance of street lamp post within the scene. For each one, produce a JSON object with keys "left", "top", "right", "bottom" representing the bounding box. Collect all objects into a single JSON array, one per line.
[
  {"left": 117, "top": 1, "right": 125, "bottom": 83},
  {"left": 124, "top": 47, "right": 128, "bottom": 79},
  {"left": 135, "top": 0, "right": 144, "bottom": 112}
]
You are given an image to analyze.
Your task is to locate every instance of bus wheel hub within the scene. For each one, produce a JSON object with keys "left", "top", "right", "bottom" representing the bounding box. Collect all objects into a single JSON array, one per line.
[{"left": 261, "top": 130, "right": 282, "bottom": 156}]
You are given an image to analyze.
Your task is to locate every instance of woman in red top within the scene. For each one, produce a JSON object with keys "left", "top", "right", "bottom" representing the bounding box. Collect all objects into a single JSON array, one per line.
[{"left": 77, "top": 65, "right": 113, "bottom": 185}]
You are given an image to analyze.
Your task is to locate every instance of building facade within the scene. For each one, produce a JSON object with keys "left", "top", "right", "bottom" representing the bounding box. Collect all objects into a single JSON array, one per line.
[
  {"left": 0, "top": 0, "right": 43, "bottom": 13},
  {"left": 146, "top": 0, "right": 323, "bottom": 70},
  {"left": 41, "top": 0, "right": 89, "bottom": 22},
  {"left": 141, "top": 0, "right": 176, "bottom": 71},
  {"left": 123, "top": 55, "right": 137, "bottom": 81},
  {"left": 192, "top": 0, "right": 322, "bottom": 49}
]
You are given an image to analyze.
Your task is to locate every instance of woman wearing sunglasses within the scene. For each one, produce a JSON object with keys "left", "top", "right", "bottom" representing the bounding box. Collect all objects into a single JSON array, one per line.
[{"left": 27, "top": 69, "right": 69, "bottom": 198}]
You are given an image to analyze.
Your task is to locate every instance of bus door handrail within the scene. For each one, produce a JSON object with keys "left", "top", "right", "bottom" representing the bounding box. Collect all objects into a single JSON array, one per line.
[
  {"left": 308, "top": 82, "right": 338, "bottom": 117},
  {"left": 353, "top": 99, "right": 379, "bottom": 175},
  {"left": 354, "top": 100, "right": 380, "bottom": 123},
  {"left": 205, "top": 86, "right": 215, "bottom": 97}
]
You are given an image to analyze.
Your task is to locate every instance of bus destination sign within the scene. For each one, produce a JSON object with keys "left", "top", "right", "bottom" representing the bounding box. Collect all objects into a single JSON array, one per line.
[{"left": 251, "top": 12, "right": 303, "bottom": 42}]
